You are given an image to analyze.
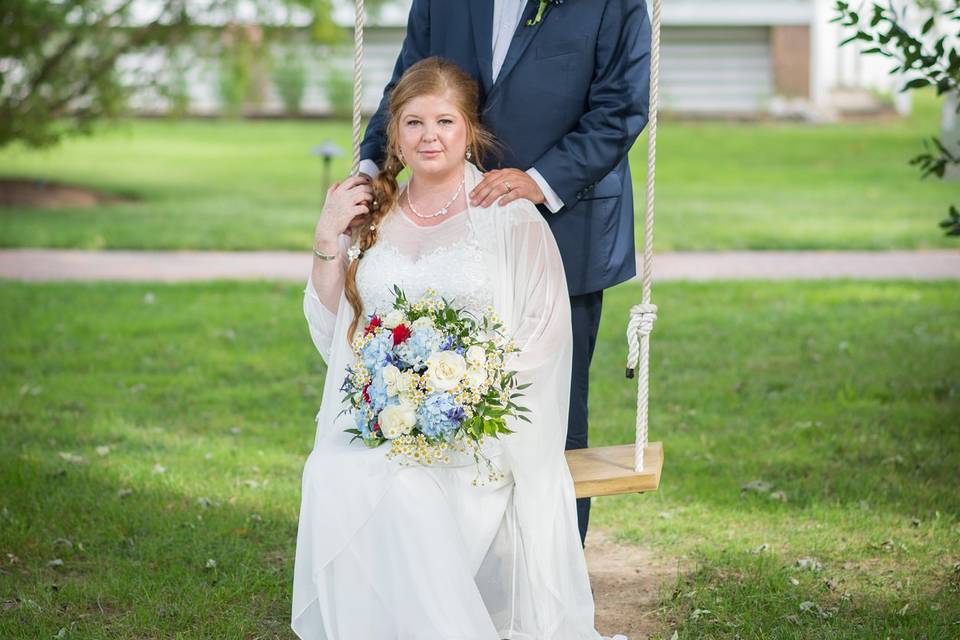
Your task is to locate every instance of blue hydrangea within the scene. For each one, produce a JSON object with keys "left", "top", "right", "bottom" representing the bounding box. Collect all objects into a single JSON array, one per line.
[
  {"left": 354, "top": 403, "right": 374, "bottom": 436},
  {"left": 366, "top": 367, "right": 389, "bottom": 413},
  {"left": 417, "top": 392, "right": 464, "bottom": 438},
  {"left": 397, "top": 327, "right": 443, "bottom": 370},
  {"left": 361, "top": 331, "right": 394, "bottom": 372}
]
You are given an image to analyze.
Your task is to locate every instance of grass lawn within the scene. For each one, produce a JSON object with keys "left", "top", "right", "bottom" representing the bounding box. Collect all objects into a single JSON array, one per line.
[
  {"left": 1, "top": 279, "right": 957, "bottom": 638},
  {"left": 0, "top": 91, "right": 957, "bottom": 251}
]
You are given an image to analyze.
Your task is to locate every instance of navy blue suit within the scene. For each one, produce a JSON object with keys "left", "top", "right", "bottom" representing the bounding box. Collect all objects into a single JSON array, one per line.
[{"left": 360, "top": 0, "right": 652, "bottom": 545}]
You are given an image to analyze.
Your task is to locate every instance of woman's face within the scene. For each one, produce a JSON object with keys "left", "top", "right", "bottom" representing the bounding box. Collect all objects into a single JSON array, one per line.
[{"left": 396, "top": 91, "right": 468, "bottom": 180}]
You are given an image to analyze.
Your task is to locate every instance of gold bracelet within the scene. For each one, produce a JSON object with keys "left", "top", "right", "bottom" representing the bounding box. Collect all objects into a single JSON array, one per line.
[{"left": 313, "top": 246, "right": 338, "bottom": 261}]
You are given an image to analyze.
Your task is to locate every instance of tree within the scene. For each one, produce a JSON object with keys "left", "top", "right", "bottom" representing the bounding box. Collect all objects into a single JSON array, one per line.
[
  {"left": 0, "top": 0, "right": 365, "bottom": 149},
  {"left": 833, "top": 0, "right": 960, "bottom": 236}
]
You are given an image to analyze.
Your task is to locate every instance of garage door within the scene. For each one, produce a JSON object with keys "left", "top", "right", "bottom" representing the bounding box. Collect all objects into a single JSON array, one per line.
[{"left": 659, "top": 26, "right": 773, "bottom": 115}]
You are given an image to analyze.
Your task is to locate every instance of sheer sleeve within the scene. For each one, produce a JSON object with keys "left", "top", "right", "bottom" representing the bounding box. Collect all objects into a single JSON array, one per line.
[
  {"left": 495, "top": 207, "right": 597, "bottom": 637},
  {"left": 504, "top": 216, "right": 573, "bottom": 457},
  {"left": 303, "top": 233, "right": 350, "bottom": 364}
]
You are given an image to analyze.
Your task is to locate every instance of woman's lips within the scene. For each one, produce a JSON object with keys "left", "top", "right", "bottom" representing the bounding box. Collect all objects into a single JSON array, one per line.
[{"left": 419, "top": 150, "right": 441, "bottom": 157}]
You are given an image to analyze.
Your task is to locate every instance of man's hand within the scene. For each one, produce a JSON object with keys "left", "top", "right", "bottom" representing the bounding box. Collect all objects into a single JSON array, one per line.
[{"left": 469, "top": 168, "right": 545, "bottom": 208}]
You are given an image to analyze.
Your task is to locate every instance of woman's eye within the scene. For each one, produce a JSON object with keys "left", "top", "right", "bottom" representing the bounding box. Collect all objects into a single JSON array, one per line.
[
  {"left": 439, "top": 119, "right": 453, "bottom": 125},
  {"left": 406, "top": 120, "right": 421, "bottom": 126}
]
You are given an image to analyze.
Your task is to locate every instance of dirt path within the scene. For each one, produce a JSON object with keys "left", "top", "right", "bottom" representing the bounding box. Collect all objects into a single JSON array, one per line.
[{"left": 586, "top": 530, "right": 685, "bottom": 640}]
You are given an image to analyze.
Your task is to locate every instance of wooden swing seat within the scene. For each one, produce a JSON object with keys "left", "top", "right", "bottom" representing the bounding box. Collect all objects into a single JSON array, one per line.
[{"left": 565, "top": 442, "right": 663, "bottom": 498}]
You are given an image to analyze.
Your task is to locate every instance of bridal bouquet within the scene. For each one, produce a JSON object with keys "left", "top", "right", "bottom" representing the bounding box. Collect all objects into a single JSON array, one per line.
[{"left": 341, "top": 286, "right": 529, "bottom": 483}]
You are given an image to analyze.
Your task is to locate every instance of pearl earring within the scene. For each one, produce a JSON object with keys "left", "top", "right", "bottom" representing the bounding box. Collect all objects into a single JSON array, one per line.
[{"left": 465, "top": 148, "right": 472, "bottom": 160}]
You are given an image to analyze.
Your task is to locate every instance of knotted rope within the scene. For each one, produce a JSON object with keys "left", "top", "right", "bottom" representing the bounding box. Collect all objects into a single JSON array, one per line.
[{"left": 625, "top": 0, "right": 662, "bottom": 473}]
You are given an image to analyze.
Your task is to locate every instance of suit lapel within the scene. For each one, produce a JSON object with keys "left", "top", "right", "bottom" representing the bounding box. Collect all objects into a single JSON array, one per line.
[
  {"left": 468, "top": 0, "right": 494, "bottom": 94},
  {"left": 489, "top": 0, "right": 544, "bottom": 96}
]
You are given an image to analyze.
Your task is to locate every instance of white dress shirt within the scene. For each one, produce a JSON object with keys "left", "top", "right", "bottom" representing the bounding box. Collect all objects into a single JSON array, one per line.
[{"left": 359, "top": 0, "right": 565, "bottom": 213}]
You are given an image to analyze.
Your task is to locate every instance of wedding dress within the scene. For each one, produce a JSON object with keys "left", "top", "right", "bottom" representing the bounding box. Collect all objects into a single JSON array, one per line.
[{"left": 291, "top": 160, "right": 627, "bottom": 640}]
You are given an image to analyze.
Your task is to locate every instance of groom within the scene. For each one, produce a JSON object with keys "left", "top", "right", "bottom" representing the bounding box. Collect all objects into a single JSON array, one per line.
[{"left": 359, "top": 0, "right": 652, "bottom": 546}]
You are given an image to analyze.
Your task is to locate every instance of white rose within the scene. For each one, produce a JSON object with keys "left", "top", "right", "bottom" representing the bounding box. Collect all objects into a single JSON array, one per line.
[
  {"left": 395, "top": 370, "right": 418, "bottom": 397},
  {"left": 464, "top": 366, "right": 487, "bottom": 390},
  {"left": 412, "top": 316, "right": 434, "bottom": 330},
  {"left": 465, "top": 345, "right": 486, "bottom": 366},
  {"left": 382, "top": 364, "right": 401, "bottom": 397},
  {"left": 382, "top": 309, "right": 405, "bottom": 329},
  {"left": 425, "top": 351, "right": 467, "bottom": 391},
  {"left": 378, "top": 402, "right": 417, "bottom": 439}
]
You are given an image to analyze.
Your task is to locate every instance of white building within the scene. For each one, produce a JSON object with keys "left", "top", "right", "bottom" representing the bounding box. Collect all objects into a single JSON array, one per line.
[{"left": 126, "top": 0, "right": 916, "bottom": 120}]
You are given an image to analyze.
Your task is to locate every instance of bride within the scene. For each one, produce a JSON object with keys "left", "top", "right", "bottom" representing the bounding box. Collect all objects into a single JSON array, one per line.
[{"left": 291, "top": 57, "right": 624, "bottom": 640}]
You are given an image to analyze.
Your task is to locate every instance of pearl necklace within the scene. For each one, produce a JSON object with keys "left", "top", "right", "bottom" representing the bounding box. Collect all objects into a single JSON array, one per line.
[{"left": 406, "top": 176, "right": 465, "bottom": 219}]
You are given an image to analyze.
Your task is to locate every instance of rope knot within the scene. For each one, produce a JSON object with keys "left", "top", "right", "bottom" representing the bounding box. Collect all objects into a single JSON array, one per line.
[{"left": 625, "top": 303, "right": 658, "bottom": 378}]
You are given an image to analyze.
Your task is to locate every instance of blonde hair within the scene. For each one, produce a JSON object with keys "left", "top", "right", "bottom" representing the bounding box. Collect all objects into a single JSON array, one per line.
[{"left": 343, "top": 57, "right": 499, "bottom": 342}]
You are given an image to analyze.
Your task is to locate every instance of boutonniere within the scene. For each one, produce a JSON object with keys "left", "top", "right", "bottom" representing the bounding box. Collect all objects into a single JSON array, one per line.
[{"left": 526, "top": 0, "right": 565, "bottom": 27}]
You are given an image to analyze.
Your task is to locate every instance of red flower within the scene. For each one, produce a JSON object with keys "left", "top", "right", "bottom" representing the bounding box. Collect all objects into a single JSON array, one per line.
[
  {"left": 392, "top": 324, "right": 412, "bottom": 346},
  {"left": 362, "top": 383, "right": 371, "bottom": 403},
  {"left": 373, "top": 422, "right": 381, "bottom": 433},
  {"left": 364, "top": 315, "right": 382, "bottom": 336}
]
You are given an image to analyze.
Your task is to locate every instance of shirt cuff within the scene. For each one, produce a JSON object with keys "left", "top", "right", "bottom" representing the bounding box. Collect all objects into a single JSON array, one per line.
[
  {"left": 358, "top": 158, "right": 380, "bottom": 180},
  {"left": 526, "top": 167, "right": 564, "bottom": 213}
]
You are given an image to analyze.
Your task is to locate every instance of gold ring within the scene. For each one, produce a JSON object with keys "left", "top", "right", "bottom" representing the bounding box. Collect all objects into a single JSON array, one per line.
[{"left": 504, "top": 181, "right": 513, "bottom": 193}]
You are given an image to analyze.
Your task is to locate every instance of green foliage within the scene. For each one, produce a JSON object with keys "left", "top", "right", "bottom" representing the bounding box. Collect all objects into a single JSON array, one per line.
[
  {"left": 0, "top": 0, "right": 193, "bottom": 149},
  {"left": 939, "top": 203, "right": 960, "bottom": 234},
  {"left": 166, "top": 61, "right": 192, "bottom": 119},
  {"left": 217, "top": 26, "right": 259, "bottom": 118},
  {"left": 0, "top": 0, "right": 342, "bottom": 149},
  {"left": 323, "top": 65, "right": 354, "bottom": 119},
  {"left": 271, "top": 52, "right": 308, "bottom": 116},
  {"left": 833, "top": 0, "right": 960, "bottom": 236}
]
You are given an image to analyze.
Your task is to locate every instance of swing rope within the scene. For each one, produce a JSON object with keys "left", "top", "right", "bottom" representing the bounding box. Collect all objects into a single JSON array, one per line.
[
  {"left": 351, "top": 0, "right": 365, "bottom": 174},
  {"left": 349, "top": 0, "right": 662, "bottom": 476},
  {"left": 626, "top": 0, "right": 661, "bottom": 473}
]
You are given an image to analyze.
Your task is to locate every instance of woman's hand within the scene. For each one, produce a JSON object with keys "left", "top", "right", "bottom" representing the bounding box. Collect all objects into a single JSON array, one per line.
[{"left": 314, "top": 175, "right": 374, "bottom": 252}]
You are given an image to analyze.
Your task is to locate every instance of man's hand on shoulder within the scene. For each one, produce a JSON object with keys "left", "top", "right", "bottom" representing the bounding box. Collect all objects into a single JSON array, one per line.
[{"left": 469, "top": 168, "right": 545, "bottom": 209}]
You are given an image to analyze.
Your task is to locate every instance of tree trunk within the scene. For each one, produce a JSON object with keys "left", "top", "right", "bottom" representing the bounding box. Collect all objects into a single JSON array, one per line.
[{"left": 944, "top": 93, "right": 959, "bottom": 181}]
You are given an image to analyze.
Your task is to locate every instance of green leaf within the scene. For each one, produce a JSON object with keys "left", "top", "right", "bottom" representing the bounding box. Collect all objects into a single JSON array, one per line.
[{"left": 902, "top": 78, "right": 930, "bottom": 90}]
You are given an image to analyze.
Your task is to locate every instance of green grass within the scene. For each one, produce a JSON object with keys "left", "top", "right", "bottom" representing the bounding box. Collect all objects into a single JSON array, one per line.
[
  {"left": 1, "top": 279, "right": 957, "bottom": 638},
  {"left": 0, "top": 91, "right": 957, "bottom": 251}
]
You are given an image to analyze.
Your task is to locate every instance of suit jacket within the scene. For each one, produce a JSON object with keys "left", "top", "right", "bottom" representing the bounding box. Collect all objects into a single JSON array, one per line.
[{"left": 359, "top": 0, "right": 652, "bottom": 296}]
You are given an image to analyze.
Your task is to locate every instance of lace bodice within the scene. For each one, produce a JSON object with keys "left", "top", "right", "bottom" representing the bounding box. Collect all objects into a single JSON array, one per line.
[{"left": 355, "top": 204, "right": 494, "bottom": 320}]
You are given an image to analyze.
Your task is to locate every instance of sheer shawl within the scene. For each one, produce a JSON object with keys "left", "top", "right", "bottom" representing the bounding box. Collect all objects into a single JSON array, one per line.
[{"left": 296, "top": 160, "right": 601, "bottom": 639}]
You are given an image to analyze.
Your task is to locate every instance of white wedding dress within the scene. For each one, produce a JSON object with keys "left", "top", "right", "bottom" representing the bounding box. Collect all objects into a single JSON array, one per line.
[{"left": 291, "top": 160, "right": 626, "bottom": 640}]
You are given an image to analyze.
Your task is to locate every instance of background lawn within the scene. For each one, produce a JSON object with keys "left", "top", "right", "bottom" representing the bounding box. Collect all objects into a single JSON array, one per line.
[
  {"left": 0, "top": 91, "right": 956, "bottom": 251},
  {"left": 1, "top": 279, "right": 957, "bottom": 638}
]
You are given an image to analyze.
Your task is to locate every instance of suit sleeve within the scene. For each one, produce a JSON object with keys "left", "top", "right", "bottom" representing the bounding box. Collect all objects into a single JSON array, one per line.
[
  {"left": 530, "top": 0, "right": 651, "bottom": 208},
  {"left": 359, "top": 0, "right": 432, "bottom": 168}
]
